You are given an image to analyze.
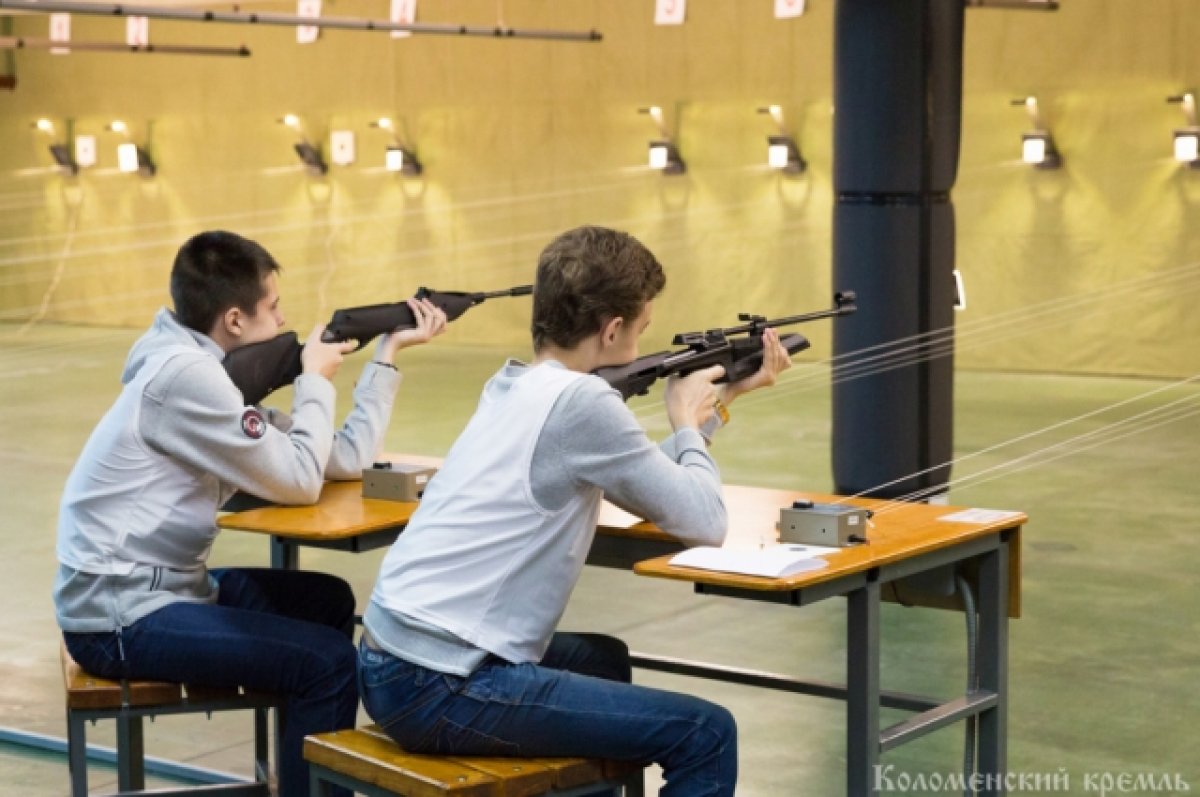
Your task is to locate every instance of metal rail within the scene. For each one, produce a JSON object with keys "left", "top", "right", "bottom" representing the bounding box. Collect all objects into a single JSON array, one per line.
[{"left": 0, "top": 0, "right": 603, "bottom": 42}]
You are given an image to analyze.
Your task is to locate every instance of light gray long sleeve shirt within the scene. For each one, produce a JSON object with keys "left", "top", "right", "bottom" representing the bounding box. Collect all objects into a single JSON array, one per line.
[
  {"left": 365, "top": 359, "right": 727, "bottom": 675},
  {"left": 55, "top": 308, "right": 400, "bottom": 632}
]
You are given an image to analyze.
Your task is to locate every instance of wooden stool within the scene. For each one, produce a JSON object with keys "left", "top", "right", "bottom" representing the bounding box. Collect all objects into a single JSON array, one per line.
[
  {"left": 61, "top": 641, "right": 280, "bottom": 797},
  {"left": 304, "top": 726, "right": 647, "bottom": 797}
]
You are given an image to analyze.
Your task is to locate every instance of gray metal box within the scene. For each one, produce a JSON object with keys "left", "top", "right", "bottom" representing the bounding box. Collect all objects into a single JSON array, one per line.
[
  {"left": 778, "top": 502, "right": 870, "bottom": 547},
  {"left": 362, "top": 463, "right": 437, "bottom": 502}
]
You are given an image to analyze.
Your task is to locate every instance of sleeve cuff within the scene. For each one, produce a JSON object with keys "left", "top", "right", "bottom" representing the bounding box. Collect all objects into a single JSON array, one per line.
[
  {"left": 360, "top": 361, "right": 404, "bottom": 393},
  {"left": 672, "top": 427, "right": 711, "bottom": 461},
  {"left": 698, "top": 412, "right": 724, "bottom": 443}
]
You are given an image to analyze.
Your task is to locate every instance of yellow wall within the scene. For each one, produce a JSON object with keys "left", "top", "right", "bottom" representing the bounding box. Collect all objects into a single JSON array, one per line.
[{"left": 1, "top": 0, "right": 1198, "bottom": 376}]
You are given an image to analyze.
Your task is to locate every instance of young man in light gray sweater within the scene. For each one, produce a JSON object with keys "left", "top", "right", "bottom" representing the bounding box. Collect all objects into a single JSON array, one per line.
[
  {"left": 54, "top": 230, "right": 446, "bottom": 797},
  {"left": 359, "top": 225, "right": 790, "bottom": 797}
]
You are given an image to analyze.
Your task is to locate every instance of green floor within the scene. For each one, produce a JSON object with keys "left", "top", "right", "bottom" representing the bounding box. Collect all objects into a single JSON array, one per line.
[{"left": 1, "top": 324, "right": 1197, "bottom": 795}]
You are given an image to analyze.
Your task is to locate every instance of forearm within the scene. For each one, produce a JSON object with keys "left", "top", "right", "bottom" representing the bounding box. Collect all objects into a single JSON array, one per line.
[
  {"left": 325, "top": 362, "right": 402, "bottom": 479},
  {"left": 543, "top": 382, "right": 728, "bottom": 548},
  {"left": 626, "top": 428, "right": 728, "bottom": 547}
]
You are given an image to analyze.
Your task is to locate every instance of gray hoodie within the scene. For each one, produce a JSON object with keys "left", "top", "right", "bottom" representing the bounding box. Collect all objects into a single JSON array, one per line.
[{"left": 54, "top": 308, "right": 400, "bottom": 632}]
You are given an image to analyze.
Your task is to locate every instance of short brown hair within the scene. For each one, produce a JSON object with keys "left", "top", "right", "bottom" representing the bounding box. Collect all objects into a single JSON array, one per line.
[
  {"left": 531, "top": 226, "right": 666, "bottom": 351},
  {"left": 170, "top": 231, "right": 280, "bottom": 335}
]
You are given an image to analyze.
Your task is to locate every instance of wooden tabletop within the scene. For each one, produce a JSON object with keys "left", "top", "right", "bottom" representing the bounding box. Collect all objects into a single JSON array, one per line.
[
  {"left": 218, "top": 480, "right": 418, "bottom": 540},
  {"left": 218, "top": 461, "right": 1023, "bottom": 614},
  {"left": 620, "top": 485, "right": 1024, "bottom": 615},
  {"left": 217, "top": 454, "right": 442, "bottom": 541}
]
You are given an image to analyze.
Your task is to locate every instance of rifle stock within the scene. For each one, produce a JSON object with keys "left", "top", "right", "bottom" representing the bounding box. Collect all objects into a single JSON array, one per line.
[
  {"left": 593, "top": 292, "right": 855, "bottom": 401},
  {"left": 223, "top": 284, "right": 532, "bottom": 405},
  {"left": 221, "top": 331, "right": 304, "bottom": 407}
]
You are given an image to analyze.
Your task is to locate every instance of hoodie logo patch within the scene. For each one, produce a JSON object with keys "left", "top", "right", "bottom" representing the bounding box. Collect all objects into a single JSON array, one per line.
[{"left": 241, "top": 409, "right": 266, "bottom": 439}]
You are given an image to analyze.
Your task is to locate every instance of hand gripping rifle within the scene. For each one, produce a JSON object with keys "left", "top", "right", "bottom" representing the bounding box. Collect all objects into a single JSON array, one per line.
[
  {"left": 223, "top": 285, "right": 533, "bottom": 405},
  {"left": 593, "top": 291, "right": 857, "bottom": 400}
]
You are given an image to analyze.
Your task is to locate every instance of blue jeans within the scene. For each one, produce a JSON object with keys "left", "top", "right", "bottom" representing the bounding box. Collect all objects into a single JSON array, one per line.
[
  {"left": 62, "top": 568, "right": 358, "bottom": 797},
  {"left": 358, "top": 632, "right": 737, "bottom": 796}
]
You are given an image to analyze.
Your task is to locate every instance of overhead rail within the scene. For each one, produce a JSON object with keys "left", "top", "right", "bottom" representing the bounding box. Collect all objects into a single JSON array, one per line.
[
  {"left": 965, "top": 0, "right": 1058, "bottom": 10},
  {"left": 0, "top": 0, "right": 603, "bottom": 42},
  {"left": 0, "top": 34, "right": 249, "bottom": 55}
]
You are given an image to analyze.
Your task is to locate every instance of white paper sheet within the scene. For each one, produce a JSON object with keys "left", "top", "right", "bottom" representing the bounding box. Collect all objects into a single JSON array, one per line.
[
  {"left": 670, "top": 544, "right": 832, "bottom": 579},
  {"left": 937, "top": 508, "right": 1022, "bottom": 524}
]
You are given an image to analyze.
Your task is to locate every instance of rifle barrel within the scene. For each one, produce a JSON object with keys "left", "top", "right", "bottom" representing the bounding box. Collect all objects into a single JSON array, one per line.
[
  {"left": 474, "top": 285, "right": 533, "bottom": 300},
  {"left": 722, "top": 303, "right": 855, "bottom": 336}
]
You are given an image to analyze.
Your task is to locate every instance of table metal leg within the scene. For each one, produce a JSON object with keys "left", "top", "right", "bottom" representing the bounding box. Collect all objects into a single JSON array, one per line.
[
  {"left": 66, "top": 712, "right": 88, "bottom": 797},
  {"left": 847, "top": 573, "right": 881, "bottom": 796},
  {"left": 115, "top": 714, "right": 146, "bottom": 791},
  {"left": 976, "top": 533, "right": 1010, "bottom": 795},
  {"left": 267, "top": 536, "right": 298, "bottom": 789},
  {"left": 309, "top": 768, "right": 337, "bottom": 796},
  {"left": 270, "top": 536, "right": 299, "bottom": 570},
  {"left": 254, "top": 706, "right": 271, "bottom": 783}
]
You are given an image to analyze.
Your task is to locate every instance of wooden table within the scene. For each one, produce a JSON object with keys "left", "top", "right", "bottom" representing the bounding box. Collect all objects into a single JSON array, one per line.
[
  {"left": 218, "top": 454, "right": 442, "bottom": 569},
  {"left": 220, "top": 476, "right": 1023, "bottom": 796},
  {"left": 219, "top": 480, "right": 418, "bottom": 569},
  {"left": 596, "top": 485, "right": 1024, "bottom": 797}
]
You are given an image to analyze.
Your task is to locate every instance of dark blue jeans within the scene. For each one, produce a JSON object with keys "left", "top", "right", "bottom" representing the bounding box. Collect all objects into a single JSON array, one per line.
[
  {"left": 62, "top": 568, "right": 358, "bottom": 797},
  {"left": 358, "top": 632, "right": 737, "bottom": 796}
]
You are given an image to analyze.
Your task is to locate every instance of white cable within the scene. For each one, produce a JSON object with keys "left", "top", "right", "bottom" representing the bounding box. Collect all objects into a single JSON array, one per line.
[{"left": 869, "top": 390, "right": 1200, "bottom": 514}]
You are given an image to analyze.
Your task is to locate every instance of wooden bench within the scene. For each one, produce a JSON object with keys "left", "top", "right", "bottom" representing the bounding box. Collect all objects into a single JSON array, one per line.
[
  {"left": 61, "top": 641, "right": 280, "bottom": 797},
  {"left": 304, "top": 726, "right": 646, "bottom": 797}
]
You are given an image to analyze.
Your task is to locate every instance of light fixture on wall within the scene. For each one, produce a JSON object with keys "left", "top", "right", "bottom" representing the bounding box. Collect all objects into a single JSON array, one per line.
[
  {"left": 648, "top": 140, "right": 685, "bottom": 174},
  {"left": 280, "top": 113, "right": 327, "bottom": 175},
  {"left": 1011, "top": 96, "right": 1061, "bottom": 169},
  {"left": 385, "top": 146, "right": 422, "bottom": 175},
  {"left": 757, "top": 105, "right": 806, "bottom": 174},
  {"left": 33, "top": 117, "right": 77, "bottom": 175},
  {"left": 1021, "top": 132, "right": 1060, "bottom": 167},
  {"left": 107, "top": 119, "right": 157, "bottom": 176},
  {"left": 370, "top": 117, "right": 423, "bottom": 176},
  {"left": 1167, "top": 92, "right": 1200, "bottom": 168},
  {"left": 640, "top": 106, "right": 685, "bottom": 175}
]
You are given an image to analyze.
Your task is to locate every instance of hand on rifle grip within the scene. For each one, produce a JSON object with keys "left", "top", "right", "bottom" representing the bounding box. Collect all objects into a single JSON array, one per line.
[
  {"left": 665, "top": 364, "right": 726, "bottom": 433},
  {"left": 721, "top": 328, "right": 793, "bottom": 405},
  {"left": 302, "top": 325, "right": 358, "bottom": 381}
]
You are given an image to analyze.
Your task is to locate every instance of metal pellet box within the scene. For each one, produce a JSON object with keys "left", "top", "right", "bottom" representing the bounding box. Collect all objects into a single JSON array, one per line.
[
  {"left": 362, "top": 462, "right": 437, "bottom": 502},
  {"left": 778, "top": 501, "right": 870, "bottom": 547}
]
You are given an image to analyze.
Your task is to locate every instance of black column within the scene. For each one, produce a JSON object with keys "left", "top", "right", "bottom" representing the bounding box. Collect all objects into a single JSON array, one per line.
[{"left": 831, "top": 0, "right": 963, "bottom": 498}]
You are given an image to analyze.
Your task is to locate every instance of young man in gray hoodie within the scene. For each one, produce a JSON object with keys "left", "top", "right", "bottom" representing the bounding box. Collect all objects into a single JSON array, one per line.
[
  {"left": 358, "top": 225, "right": 790, "bottom": 797},
  {"left": 54, "top": 230, "right": 446, "bottom": 797}
]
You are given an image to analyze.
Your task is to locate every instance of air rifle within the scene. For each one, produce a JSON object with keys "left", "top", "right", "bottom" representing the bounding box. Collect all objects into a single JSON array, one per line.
[
  {"left": 593, "top": 291, "right": 858, "bottom": 400},
  {"left": 223, "top": 285, "right": 533, "bottom": 405}
]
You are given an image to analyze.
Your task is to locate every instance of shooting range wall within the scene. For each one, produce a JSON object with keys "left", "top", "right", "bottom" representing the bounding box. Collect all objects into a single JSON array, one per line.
[{"left": 1, "top": 0, "right": 1198, "bottom": 378}]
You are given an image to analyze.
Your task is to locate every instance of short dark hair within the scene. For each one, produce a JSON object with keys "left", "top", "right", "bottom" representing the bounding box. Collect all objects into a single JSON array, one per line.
[
  {"left": 170, "top": 231, "right": 280, "bottom": 335},
  {"left": 531, "top": 226, "right": 666, "bottom": 351}
]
